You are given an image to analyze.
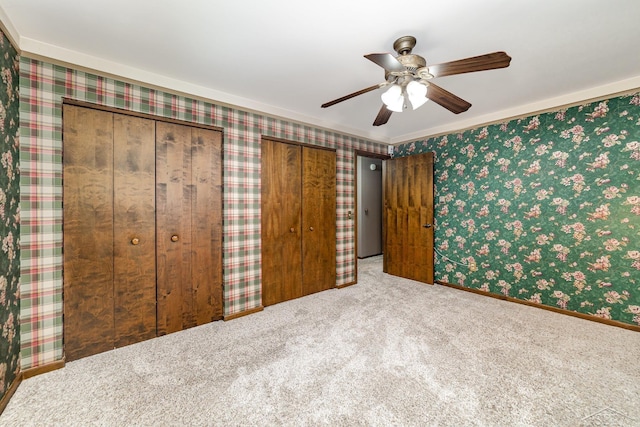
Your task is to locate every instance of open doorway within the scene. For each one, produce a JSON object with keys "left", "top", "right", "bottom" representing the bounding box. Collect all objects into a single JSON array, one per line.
[
  {"left": 353, "top": 150, "right": 434, "bottom": 286},
  {"left": 356, "top": 155, "right": 384, "bottom": 259}
]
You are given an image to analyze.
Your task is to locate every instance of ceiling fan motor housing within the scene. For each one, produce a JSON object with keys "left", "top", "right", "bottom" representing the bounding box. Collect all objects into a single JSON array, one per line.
[
  {"left": 393, "top": 35, "right": 417, "bottom": 55},
  {"left": 385, "top": 54, "right": 430, "bottom": 84},
  {"left": 392, "top": 36, "right": 427, "bottom": 72},
  {"left": 396, "top": 54, "right": 426, "bottom": 71}
]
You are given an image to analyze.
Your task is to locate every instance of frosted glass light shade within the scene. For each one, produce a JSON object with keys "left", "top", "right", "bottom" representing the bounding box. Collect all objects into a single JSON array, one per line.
[
  {"left": 406, "top": 80, "right": 428, "bottom": 110},
  {"left": 381, "top": 84, "right": 404, "bottom": 112}
]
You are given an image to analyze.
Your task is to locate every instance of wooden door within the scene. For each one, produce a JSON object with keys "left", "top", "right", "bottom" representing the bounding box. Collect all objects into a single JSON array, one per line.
[
  {"left": 383, "top": 152, "right": 434, "bottom": 284},
  {"left": 63, "top": 105, "right": 115, "bottom": 361},
  {"left": 112, "top": 114, "right": 157, "bottom": 347},
  {"left": 190, "top": 128, "right": 223, "bottom": 324},
  {"left": 156, "top": 121, "right": 191, "bottom": 334},
  {"left": 261, "top": 139, "right": 303, "bottom": 306},
  {"left": 64, "top": 104, "right": 222, "bottom": 357},
  {"left": 302, "top": 146, "right": 336, "bottom": 295},
  {"left": 156, "top": 122, "right": 223, "bottom": 334}
]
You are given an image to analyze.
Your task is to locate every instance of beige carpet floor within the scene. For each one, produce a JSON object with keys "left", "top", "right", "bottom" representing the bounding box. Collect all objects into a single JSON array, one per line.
[{"left": 2, "top": 256, "right": 639, "bottom": 426}]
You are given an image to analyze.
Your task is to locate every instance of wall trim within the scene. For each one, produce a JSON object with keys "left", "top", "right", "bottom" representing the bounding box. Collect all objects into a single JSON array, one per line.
[
  {"left": 21, "top": 40, "right": 640, "bottom": 146},
  {"left": 0, "top": 371, "right": 22, "bottom": 415},
  {"left": 63, "top": 98, "right": 224, "bottom": 132},
  {"left": 260, "top": 135, "right": 337, "bottom": 152},
  {"left": 21, "top": 359, "right": 66, "bottom": 380},
  {"left": 19, "top": 46, "right": 383, "bottom": 144},
  {"left": 436, "top": 280, "right": 640, "bottom": 333},
  {"left": 354, "top": 149, "right": 391, "bottom": 160},
  {"left": 224, "top": 306, "right": 264, "bottom": 321},
  {"left": 0, "top": 13, "right": 20, "bottom": 416},
  {"left": 6, "top": 15, "right": 640, "bottom": 146},
  {"left": 0, "top": 5, "right": 20, "bottom": 49},
  {"left": 394, "top": 81, "right": 640, "bottom": 144}
]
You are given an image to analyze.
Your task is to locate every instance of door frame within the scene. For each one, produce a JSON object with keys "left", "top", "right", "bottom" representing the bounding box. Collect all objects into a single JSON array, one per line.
[
  {"left": 63, "top": 98, "right": 224, "bottom": 133},
  {"left": 260, "top": 136, "right": 337, "bottom": 304},
  {"left": 349, "top": 149, "right": 390, "bottom": 286},
  {"left": 62, "top": 98, "right": 224, "bottom": 359}
]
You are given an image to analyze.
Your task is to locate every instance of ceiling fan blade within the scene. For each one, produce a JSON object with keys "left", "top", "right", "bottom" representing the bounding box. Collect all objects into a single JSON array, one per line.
[
  {"left": 428, "top": 51, "right": 511, "bottom": 78},
  {"left": 364, "top": 53, "right": 405, "bottom": 72},
  {"left": 373, "top": 105, "right": 393, "bottom": 126},
  {"left": 321, "top": 84, "right": 381, "bottom": 108},
  {"left": 426, "top": 83, "right": 471, "bottom": 114}
]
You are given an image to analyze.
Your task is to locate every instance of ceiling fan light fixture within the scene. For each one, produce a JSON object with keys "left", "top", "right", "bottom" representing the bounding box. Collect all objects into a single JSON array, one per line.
[
  {"left": 381, "top": 84, "right": 404, "bottom": 112},
  {"left": 406, "top": 80, "right": 428, "bottom": 110}
]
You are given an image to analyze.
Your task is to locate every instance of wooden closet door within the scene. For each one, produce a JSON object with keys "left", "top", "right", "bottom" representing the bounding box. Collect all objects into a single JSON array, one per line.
[
  {"left": 261, "top": 139, "right": 302, "bottom": 306},
  {"left": 190, "top": 128, "right": 223, "bottom": 324},
  {"left": 156, "top": 122, "right": 223, "bottom": 334},
  {"left": 156, "top": 121, "right": 193, "bottom": 335},
  {"left": 112, "top": 114, "right": 157, "bottom": 347},
  {"left": 63, "top": 105, "right": 115, "bottom": 361},
  {"left": 302, "top": 147, "right": 336, "bottom": 295}
]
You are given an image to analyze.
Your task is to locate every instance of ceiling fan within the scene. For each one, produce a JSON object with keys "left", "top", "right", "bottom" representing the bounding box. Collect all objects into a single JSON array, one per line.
[{"left": 321, "top": 36, "right": 511, "bottom": 126}]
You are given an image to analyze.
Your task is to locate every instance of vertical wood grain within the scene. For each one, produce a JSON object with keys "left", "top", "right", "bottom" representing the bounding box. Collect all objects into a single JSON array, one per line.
[
  {"left": 191, "top": 128, "right": 223, "bottom": 324},
  {"left": 418, "top": 153, "right": 435, "bottom": 283},
  {"left": 383, "top": 152, "right": 434, "bottom": 283},
  {"left": 156, "top": 121, "right": 192, "bottom": 335},
  {"left": 64, "top": 103, "right": 223, "bottom": 356},
  {"left": 157, "top": 122, "right": 223, "bottom": 333},
  {"left": 261, "top": 139, "right": 303, "bottom": 306},
  {"left": 302, "top": 147, "right": 337, "bottom": 295},
  {"left": 113, "top": 114, "right": 157, "bottom": 347},
  {"left": 63, "top": 105, "right": 115, "bottom": 361}
]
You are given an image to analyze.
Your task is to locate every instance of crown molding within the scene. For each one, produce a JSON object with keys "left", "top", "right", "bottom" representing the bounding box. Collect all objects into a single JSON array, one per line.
[
  {"left": 0, "top": 4, "right": 20, "bottom": 48},
  {"left": 20, "top": 36, "right": 389, "bottom": 144},
  {"left": 391, "top": 76, "right": 640, "bottom": 144},
  {"left": 4, "top": 7, "right": 639, "bottom": 147}
]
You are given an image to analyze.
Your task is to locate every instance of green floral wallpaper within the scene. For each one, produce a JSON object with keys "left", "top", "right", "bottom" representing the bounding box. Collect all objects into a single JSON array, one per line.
[
  {"left": 394, "top": 92, "right": 640, "bottom": 327},
  {"left": 0, "top": 30, "right": 20, "bottom": 401}
]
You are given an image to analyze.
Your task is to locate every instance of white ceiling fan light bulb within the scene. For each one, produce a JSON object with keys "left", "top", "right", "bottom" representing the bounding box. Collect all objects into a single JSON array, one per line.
[
  {"left": 381, "top": 84, "right": 404, "bottom": 113},
  {"left": 410, "top": 94, "right": 428, "bottom": 110},
  {"left": 386, "top": 98, "right": 405, "bottom": 113},
  {"left": 407, "top": 80, "right": 428, "bottom": 110}
]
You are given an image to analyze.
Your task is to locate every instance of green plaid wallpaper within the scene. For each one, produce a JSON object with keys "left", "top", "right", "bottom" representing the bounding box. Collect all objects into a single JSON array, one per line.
[
  {"left": 0, "top": 29, "right": 20, "bottom": 402},
  {"left": 394, "top": 91, "right": 640, "bottom": 327},
  {"left": 19, "top": 57, "right": 388, "bottom": 369}
]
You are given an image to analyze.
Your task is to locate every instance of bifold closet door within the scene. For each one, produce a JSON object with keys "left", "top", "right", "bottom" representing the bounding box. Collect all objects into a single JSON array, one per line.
[
  {"left": 156, "top": 122, "right": 223, "bottom": 335},
  {"left": 112, "top": 114, "right": 157, "bottom": 347},
  {"left": 63, "top": 105, "right": 156, "bottom": 361},
  {"left": 261, "top": 140, "right": 337, "bottom": 306},
  {"left": 63, "top": 106, "right": 115, "bottom": 361},
  {"left": 261, "top": 139, "right": 303, "bottom": 306},
  {"left": 190, "top": 128, "right": 224, "bottom": 325},
  {"left": 301, "top": 147, "right": 336, "bottom": 295}
]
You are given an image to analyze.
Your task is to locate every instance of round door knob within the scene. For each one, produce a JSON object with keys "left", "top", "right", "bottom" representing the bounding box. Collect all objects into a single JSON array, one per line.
[
  {"left": 290, "top": 227, "right": 295, "bottom": 233},
  {"left": 131, "top": 237, "right": 140, "bottom": 245},
  {"left": 423, "top": 224, "right": 432, "bottom": 228},
  {"left": 171, "top": 235, "right": 179, "bottom": 242},
  {"left": 309, "top": 227, "right": 314, "bottom": 231}
]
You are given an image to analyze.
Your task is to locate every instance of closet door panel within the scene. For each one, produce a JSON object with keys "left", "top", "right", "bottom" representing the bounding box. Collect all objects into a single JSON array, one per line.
[
  {"left": 63, "top": 105, "right": 115, "bottom": 361},
  {"left": 302, "top": 147, "right": 336, "bottom": 295},
  {"left": 261, "top": 139, "right": 302, "bottom": 306},
  {"left": 156, "top": 121, "right": 193, "bottom": 335},
  {"left": 191, "top": 128, "right": 223, "bottom": 324},
  {"left": 113, "top": 114, "right": 157, "bottom": 347}
]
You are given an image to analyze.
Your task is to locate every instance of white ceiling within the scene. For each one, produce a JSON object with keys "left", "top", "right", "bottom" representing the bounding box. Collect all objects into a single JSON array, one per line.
[{"left": 1, "top": 0, "right": 640, "bottom": 144}]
